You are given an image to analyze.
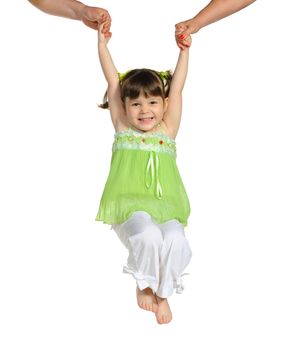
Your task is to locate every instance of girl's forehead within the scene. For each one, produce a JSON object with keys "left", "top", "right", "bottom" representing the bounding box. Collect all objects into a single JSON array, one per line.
[{"left": 126, "top": 93, "right": 163, "bottom": 101}]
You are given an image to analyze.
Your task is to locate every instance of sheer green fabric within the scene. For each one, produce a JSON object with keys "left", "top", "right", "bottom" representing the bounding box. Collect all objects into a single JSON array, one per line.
[{"left": 96, "top": 129, "right": 190, "bottom": 226}]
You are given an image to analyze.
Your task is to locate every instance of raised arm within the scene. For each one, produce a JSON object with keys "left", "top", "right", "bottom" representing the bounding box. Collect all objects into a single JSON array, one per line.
[
  {"left": 98, "top": 23, "right": 124, "bottom": 129},
  {"left": 163, "top": 43, "right": 190, "bottom": 139},
  {"left": 176, "top": 0, "right": 256, "bottom": 48},
  {"left": 28, "top": 0, "right": 111, "bottom": 33}
]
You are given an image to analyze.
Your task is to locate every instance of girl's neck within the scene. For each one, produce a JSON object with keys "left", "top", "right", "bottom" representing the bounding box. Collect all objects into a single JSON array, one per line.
[{"left": 130, "top": 122, "right": 164, "bottom": 135}]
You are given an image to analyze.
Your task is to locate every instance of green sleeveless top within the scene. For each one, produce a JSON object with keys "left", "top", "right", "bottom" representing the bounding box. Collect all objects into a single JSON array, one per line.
[{"left": 96, "top": 128, "right": 190, "bottom": 226}]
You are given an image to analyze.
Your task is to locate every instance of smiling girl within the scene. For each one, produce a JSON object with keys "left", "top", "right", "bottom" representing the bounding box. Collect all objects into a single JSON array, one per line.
[{"left": 96, "top": 22, "right": 192, "bottom": 324}]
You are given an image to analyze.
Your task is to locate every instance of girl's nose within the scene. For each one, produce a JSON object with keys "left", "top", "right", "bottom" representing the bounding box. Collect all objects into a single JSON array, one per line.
[{"left": 140, "top": 104, "right": 149, "bottom": 113}]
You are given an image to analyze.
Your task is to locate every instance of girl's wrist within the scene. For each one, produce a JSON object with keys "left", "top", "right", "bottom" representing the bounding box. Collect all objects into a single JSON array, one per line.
[
  {"left": 179, "top": 42, "right": 191, "bottom": 51},
  {"left": 181, "top": 46, "right": 190, "bottom": 54},
  {"left": 98, "top": 41, "right": 109, "bottom": 49}
]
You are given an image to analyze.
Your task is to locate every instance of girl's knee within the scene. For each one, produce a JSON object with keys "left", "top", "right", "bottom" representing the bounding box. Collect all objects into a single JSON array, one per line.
[{"left": 128, "top": 223, "right": 163, "bottom": 249}]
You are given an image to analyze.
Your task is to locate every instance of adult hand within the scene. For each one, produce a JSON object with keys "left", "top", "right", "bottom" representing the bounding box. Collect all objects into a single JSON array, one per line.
[
  {"left": 175, "top": 0, "right": 256, "bottom": 49},
  {"left": 80, "top": 6, "right": 111, "bottom": 35},
  {"left": 175, "top": 21, "right": 194, "bottom": 50}
]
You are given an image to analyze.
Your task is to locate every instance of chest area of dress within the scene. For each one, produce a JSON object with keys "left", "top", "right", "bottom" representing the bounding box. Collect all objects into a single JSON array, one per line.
[{"left": 112, "top": 129, "right": 177, "bottom": 158}]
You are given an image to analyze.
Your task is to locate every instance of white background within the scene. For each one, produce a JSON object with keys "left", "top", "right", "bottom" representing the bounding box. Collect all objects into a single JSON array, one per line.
[{"left": 1, "top": 1, "right": 285, "bottom": 349}]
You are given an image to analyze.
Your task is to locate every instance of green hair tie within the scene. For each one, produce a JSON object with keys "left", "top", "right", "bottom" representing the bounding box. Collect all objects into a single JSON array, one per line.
[
  {"left": 157, "top": 70, "right": 171, "bottom": 81},
  {"left": 118, "top": 71, "right": 129, "bottom": 81}
]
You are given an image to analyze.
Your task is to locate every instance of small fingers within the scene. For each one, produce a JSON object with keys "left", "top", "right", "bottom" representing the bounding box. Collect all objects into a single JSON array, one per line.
[
  {"left": 102, "top": 20, "right": 112, "bottom": 39},
  {"left": 181, "top": 38, "right": 191, "bottom": 48},
  {"left": 101, "top": 20, "right": 112, "bottom": 33},
  {"left": 175, "top": 33, "right": 191, "bottom": 49},
  {"left": 177, "top": 32, "right": 192, "bottom": 48},
  {"left": 104, "top": 31, "right": 112, "bottom": 39}
]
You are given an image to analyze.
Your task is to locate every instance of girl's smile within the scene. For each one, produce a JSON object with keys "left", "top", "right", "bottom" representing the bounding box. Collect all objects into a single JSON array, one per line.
[{"left": 138, "top": 116, "right": 155, "bottom": 123}]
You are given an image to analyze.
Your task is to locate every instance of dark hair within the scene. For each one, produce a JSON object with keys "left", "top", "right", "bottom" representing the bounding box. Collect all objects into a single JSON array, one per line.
[{"left": 98, "top": 68, "right": 172, "bottom": 109}]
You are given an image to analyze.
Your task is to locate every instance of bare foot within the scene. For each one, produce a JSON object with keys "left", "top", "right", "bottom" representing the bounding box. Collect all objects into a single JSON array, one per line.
[
  {"left": 136, "top": 287, "right": 158, "bottom": 313},
  {"left": 155, "top": 296, "right": 172, "bottom": 324}
]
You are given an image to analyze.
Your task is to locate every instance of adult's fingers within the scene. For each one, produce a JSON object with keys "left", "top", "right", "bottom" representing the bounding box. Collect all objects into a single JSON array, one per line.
[{"left": 82, "top": 17, "right": 99, "bottom": 30}]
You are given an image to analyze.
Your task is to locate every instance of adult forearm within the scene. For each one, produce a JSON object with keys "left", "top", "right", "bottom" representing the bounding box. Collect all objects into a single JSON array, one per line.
[
  {"left": 193, "top": 0, "right": 256, "bottom": 30},
  {"left": 28, "top": 0, "right": 85, "bottom": 20}
]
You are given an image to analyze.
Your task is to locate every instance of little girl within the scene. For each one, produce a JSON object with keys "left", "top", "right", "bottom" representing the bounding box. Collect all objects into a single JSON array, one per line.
[{"left": 95, "top": 22, "right": 192, "bottom": 324}]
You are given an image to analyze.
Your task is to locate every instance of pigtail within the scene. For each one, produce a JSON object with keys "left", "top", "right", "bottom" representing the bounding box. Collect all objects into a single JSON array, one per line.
[
  {"left": 98, "top": 72, "right": 124, "bottom": 109},
  {"left": 98, "top": 90, "right": 109, "bottom": 109},
  {"left": 162, "top": 70, "right": 173, "bottom": 97}
]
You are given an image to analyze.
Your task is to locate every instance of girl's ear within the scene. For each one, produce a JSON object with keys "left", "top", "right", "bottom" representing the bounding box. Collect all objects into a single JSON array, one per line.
[{"left": 163, "top": 97, "right": 169, "bottom": 112}]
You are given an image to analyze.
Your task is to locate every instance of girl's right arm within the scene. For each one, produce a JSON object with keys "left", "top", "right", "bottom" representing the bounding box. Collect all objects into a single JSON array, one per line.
[{"left": 98, "top": 23, "right": 125, "bottom": 129}]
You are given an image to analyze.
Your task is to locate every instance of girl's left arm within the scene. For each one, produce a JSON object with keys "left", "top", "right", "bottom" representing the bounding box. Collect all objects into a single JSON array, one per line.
[{"left": 163, "top": 46, "right": 190, "bottom": 139}]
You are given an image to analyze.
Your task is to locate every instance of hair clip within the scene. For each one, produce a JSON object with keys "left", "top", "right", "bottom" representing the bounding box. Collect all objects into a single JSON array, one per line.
[
  {"left": 117, "top": 71, "right": 129, "bottom": 82},
  {"left": 157, "top": 70, "right": 171, "bottom": 81}
]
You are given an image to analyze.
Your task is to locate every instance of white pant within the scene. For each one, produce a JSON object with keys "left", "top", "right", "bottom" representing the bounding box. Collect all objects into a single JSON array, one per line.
[{"left": 112, "top": 211, "right": 192, "bottom": 298}]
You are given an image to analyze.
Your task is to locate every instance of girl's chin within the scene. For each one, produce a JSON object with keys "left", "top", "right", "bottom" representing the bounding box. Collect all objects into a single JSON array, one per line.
[{"left": 129, "top": 119, "right": 160, "bottom": 132}]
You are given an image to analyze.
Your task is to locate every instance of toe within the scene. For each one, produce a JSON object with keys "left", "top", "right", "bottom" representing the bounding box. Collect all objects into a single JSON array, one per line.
[
  {"left": 152, "top": 304, "right": 158, "bottom": 313},
  {"left": 156, "top": 313, "right": 163, "bottom": 324}
]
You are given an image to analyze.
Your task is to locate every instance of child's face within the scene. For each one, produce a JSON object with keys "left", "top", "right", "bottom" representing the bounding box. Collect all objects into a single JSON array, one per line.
[{"left": 124, "top": 93, "right": 167, "bottom": 132}]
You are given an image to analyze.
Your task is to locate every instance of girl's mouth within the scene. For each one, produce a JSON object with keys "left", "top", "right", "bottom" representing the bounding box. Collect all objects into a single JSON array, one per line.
[{"left": 138, "top": 117, "right": 154, "bottom": 121}]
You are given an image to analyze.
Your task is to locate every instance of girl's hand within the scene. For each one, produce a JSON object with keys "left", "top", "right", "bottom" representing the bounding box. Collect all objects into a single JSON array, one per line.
[
  {"left": 175, "top": 24, "right": 192, "bottom": 50},
  {"left": 98, "top": 21, "right": 112, "bottom": 44}
]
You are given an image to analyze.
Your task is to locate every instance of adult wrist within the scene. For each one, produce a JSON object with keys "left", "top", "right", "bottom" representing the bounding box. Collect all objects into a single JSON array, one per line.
[{"left": 186, "top": 17, "right": 202, "bottom": 34}]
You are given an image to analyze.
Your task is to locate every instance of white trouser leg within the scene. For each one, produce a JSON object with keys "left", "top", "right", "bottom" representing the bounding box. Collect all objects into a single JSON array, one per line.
[
  {"left": 113, "top": 211, "right": 163, "bottom": 292},
  {"left": 157, "top": 219, "right": 192, "bottom": 298},
  {"left": 112, "top": 211, "right": 192, "bottom": 298}
]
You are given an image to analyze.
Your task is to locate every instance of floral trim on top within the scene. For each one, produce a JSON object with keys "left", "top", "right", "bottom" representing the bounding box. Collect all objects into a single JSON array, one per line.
[{"left": 113, "top": 128, "right": 177, "bottom": 158}]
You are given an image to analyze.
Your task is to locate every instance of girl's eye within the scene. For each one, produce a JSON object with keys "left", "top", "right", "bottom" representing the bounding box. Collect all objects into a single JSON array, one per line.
[
  {"left": 131, "top": 103, "right": 140, "bottom": 107},
  {"left": 150, "top": 101, "right": 158, "bottom": 104}
]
